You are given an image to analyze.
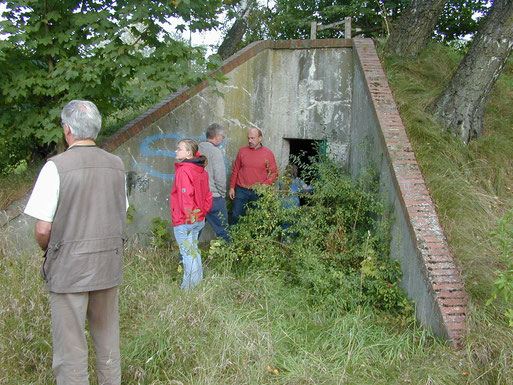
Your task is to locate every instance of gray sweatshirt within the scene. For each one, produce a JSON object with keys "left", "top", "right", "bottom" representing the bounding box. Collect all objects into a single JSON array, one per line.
[{"left": 198, "top": 141, "right": 227, "bottom": 198}]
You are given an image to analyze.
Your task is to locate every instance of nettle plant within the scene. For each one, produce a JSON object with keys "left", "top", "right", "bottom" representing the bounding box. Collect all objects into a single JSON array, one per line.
[
  {"left": 150, "top": 217, "right": 172, "bottom": 249},
  {"left": 210, "top": 156, "right": 412, "bottom": 315}
]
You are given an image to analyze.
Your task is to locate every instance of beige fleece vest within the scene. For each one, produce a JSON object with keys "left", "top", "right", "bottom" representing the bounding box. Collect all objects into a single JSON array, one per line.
[{"left": 44, "top": 146, "right": 126, "bottom": 293}]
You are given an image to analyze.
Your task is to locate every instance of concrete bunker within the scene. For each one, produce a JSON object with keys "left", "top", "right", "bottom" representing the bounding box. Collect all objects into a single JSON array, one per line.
[{"left": 1, "top": 38, "right": 467, "bottom": 347}]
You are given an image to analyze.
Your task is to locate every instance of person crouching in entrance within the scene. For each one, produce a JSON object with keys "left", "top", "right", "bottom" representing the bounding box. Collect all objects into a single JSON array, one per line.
[{"left": 170, "top": 139, "right": 213, "bottom": 290}]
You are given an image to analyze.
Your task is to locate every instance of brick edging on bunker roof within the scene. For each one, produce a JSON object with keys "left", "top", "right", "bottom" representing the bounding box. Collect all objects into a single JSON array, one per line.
[{"left": 352, "top": 38, "right": 467, "bottom": 348}]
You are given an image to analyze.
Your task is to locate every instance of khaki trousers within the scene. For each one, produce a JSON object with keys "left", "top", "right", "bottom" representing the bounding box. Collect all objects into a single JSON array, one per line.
[{"left": 49, "top": 286, "right": 121, "bottom": 385}]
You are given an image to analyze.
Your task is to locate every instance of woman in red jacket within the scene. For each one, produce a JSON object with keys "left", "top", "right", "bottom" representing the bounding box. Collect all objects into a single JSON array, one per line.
[{"left": 171, "top": 139, "right": 213, "bottom": 290}]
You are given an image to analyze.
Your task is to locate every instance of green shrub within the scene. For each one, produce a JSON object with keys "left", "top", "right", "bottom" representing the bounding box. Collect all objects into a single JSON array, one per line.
[
  {"left": 149, "top": 217, "right": 172, "bottom": 249},
  {"left": 210, "top": 157, "right": 412, "bottom": 316}
]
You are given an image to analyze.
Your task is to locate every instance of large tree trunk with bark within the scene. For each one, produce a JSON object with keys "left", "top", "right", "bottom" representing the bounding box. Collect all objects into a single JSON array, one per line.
[
  {"left": 384, "top": 0, "right": 448, "bottom": 56},
  {"left": 217, "top": 0, "right": 255, "bottom": 60},
  {"left": 429, "top": 0, "right": 513, "bottom": 143},
  {"left": 217, "top": 18, "right": 249, "bottom": 60}
]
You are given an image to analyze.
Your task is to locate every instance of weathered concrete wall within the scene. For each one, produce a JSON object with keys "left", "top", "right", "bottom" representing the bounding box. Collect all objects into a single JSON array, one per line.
[
  {"left": 350, "top": 44, "right": 446, "bottom": 338},
  {"left": 0, "top": 195, "right": 38, "bottom": 255},
  {"left": 113, "top": 44, "right": 353, "bottom": 240},
  {"left": 350, "top": 39, "right": 467, "bottom": 347}
]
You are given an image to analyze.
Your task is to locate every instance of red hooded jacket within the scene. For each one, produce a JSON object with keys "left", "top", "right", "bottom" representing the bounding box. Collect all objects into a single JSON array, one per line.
[{"left": 170, "top": 158, "right": 213, "bottom": 226}]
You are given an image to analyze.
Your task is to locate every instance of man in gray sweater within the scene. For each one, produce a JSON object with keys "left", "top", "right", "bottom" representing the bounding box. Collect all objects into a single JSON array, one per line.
[{"left": 199, "top": 123, "right": 230, "bottom": 242}]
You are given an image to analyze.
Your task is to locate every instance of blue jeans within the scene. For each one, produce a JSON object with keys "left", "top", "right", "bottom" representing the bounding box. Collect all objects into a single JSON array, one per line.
[
  {"left": 231, "top": 186, "right": 259, "bottom": 225},
  {"left": 173, "top": 220, "right": 205, "bottom": 290},
  {"left": 205, "top": 196, "right": 230, "bottom": 242}
]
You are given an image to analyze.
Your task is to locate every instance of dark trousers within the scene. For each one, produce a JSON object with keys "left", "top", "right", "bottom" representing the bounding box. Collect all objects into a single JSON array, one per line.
[
  {"left": 206, "top": 196, "right": 230, "bottom": 242},
  {"left": 230, "top": 186, "right": 259, "bottom": 225}
]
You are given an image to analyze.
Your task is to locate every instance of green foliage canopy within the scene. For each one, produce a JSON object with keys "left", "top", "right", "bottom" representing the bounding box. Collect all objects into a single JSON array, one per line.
[
  {"left": 244, "top": 0, "right": 489, "bottom": 43},
  {"left": 435, "top": 0, "right": 490, "bottom": 42},
  {"left": 0, "top": 0, "right": 228, "bottom": 172}
]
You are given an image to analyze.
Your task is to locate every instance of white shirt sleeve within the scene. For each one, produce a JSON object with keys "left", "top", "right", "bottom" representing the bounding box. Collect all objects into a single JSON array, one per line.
[
  {"left": 125, "top": 178, "right": 129, "bottom": 212},
  {"left": 24, "top": 161, "right": 60, "bottom": 222}
]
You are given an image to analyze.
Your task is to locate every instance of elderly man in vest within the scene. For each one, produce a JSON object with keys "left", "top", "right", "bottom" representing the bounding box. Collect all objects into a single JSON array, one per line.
[{"left": 24, "top": 100, "right": 127, "bottom": 385}]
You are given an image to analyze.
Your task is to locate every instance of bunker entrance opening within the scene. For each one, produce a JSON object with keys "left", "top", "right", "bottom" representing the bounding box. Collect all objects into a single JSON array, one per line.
[
  {"left": 286, "top": 138, "right": 325, "bottom": 206},
  {"left": 287, "top": 138, "right": 325, "bottom": 182}
]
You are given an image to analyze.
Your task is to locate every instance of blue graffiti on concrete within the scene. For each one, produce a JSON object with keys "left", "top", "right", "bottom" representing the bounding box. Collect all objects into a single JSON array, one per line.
[
  {"left": 136, "top": 133, "right": 204, "bottom": 180},
  {"left": 140, "top": 133, "right": 182, "bottom": 158}
]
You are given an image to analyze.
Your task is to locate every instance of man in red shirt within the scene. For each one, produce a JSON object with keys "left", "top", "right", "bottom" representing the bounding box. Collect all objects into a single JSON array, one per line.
[{"left": 229, "top": 127, "right": 278, "bottom": 224}]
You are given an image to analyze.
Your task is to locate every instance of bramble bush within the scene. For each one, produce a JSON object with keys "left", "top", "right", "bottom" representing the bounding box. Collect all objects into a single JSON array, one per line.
[{"left": 209, "top": 156, "right": 412, "bottom": 316}]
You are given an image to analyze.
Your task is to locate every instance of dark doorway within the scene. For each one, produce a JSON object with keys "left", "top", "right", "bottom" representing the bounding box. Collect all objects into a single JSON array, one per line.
[
  {"left": 287, "top": 139, "right": 325, "bottom": 206},
  {"left": 288, "top": 138, "right": 325, "bottom": 181}
]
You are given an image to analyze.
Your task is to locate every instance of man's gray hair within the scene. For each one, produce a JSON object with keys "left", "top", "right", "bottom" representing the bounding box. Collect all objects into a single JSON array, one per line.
[
  {"left": 61, "top": 100, "right": 102, "bottom": 140},
  {"left": 206, "top": 123, "right": 225, "bottom": 139}
]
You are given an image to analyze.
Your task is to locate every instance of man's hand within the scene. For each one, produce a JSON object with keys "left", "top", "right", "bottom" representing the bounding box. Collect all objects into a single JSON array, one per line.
[
  {"left": 229, "top": 187, "right": 235, "bottom": 200},
  {"left": 35, "top": 220, "right": 52, "bottom": 250}
]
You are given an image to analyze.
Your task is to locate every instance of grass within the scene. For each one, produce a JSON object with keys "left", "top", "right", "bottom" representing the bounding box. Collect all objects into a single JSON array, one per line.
[
  {"left": 0, "top": 244, "right": 469, "bottom": 385},
  {"left": 381, "top": 42, "right": 513, "bottom": 383},
  {"left": 383, "top": 42, "right": 513, "bottom": 297},
  {"left": 1, "top": 41, "right": 513, "bottom": 384}
]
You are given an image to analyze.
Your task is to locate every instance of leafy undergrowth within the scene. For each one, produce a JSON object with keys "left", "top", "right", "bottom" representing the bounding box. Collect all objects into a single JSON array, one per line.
[{"left": 212, "top": 157, "right": 412, "bottom": 317}]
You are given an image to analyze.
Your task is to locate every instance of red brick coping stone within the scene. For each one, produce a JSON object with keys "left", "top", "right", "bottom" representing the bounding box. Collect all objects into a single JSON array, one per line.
[{"left": 352, "top": 38, "right": 467, "bottom": 348}]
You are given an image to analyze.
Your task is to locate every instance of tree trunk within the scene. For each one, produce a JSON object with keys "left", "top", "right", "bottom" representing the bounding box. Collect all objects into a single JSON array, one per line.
[
  {"left": 217, "top": 0, "right": 255, "bottom": 60},
  {"left": 217, "top": 18, "right": 249, "bottom": 60},
  {"left": 383, "top": 0, "right": 448, "bottom": 56},
  {"left": 429, "top": 0, "right": 513, "bottom": 143}
]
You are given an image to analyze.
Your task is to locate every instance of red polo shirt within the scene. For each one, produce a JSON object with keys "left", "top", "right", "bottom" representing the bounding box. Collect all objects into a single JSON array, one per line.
[{"left": 230, "top": 145, "right": 278, "bottom": 189}]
